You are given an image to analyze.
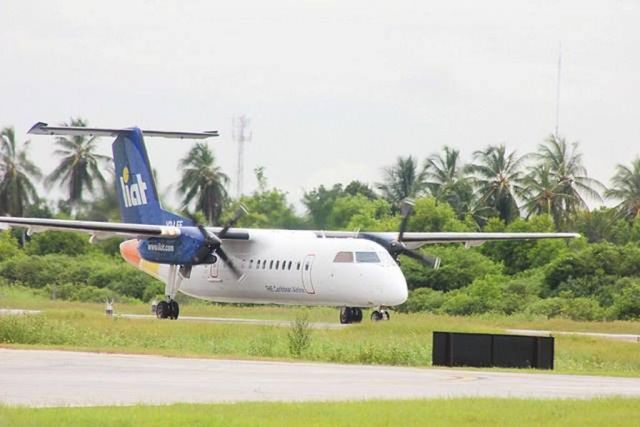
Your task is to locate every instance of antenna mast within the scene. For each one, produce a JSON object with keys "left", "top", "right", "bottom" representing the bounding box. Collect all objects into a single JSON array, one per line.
[
  {"left": 232, "top": 115, "right": 252, "bottom": 198},
  {"left": 555, "top": 42, "right": 562, "bottom": 138}
]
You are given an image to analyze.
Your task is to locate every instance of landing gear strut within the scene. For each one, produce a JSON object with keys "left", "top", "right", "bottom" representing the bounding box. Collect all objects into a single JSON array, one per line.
[
  {"left": 339, "top": 307, "right": 363, "bottom": 324},
  {"left": 370, "top": 308, "right": 391, "bottom": 321},
  {"left": 156, "top": 264, "right": 185, "bottom": 320}
]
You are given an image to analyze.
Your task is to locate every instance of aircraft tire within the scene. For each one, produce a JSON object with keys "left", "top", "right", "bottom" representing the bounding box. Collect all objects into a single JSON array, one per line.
[
  {"left": 169, "top": 300, "right": 179, "bottom": 320},
  {"left": 339, "top": 307, "right": 351, "bottom": 324},
  {"left": 370, "top": 310, "right": 383, "bottom": 321},
  {"left": 352, "top": 308, "right": 363, "bottom": 323},
  {"left": 156, "top": 301, "right": 169, "bottom": 319},
  {"left": 383, "top": 310, "right": 390, "bottom": 321}
]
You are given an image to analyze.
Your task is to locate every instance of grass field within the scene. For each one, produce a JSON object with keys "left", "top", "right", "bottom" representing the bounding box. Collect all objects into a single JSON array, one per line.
[
  {"left": 2, "top": 398, "right": 640, "bottom": 426},
  {"left": 1, "top": 286, "right": 640, "bottom": 377}
]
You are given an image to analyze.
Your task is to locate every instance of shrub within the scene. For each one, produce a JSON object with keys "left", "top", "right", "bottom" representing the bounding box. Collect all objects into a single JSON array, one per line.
[
  {"left": 0, "top": 231, "right": 20, "bottom": 261},
  {"left": 440, "top": 292, "right": 482, "bottom": 316},
  {"left": 402, "top": 246, "right": 503, "bottom": 291},
  {"left": 400, "top": 288, "right": 446, "bottom": 313},
  {"left": 611, "top": 282, "right": 640, "bottom": 320},
  {"left": 25, "top": 231, "right": 92, "bottom": 256},
  {"left": 288, "top": 311, "right": 312, "bottom": 357}
]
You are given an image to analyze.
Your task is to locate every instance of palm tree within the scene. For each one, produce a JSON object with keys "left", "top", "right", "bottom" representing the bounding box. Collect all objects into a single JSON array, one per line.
[
  {"left": 376, "top": 156, "right": 429, "bottom": 207},
  {"left": 521, "top": 164, "right": 567, "bottom": 221},
  {"left": 0, "top": 127, "right": 42, "bottom": 216},
  {"left": 46, "top": 118, "right": 111, "bottom": 209},
  {"left": 606, "top": 158, "right": 640, "bottom": 220},
  {"left": 178, "top": 142, "right": 229, "bottom": 225},
  {"left": 534, "top": 134, "right": 605, "bottom": 226},
  {"left": 467, "top": 144, "right": 526, "bottom": 223},
  {"left": 425, "top": 146, "right": 473, "bottom": 217}
]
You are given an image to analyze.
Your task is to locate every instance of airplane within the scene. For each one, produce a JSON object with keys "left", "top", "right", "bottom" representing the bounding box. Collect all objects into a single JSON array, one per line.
[{"left": 0, "top": 122, "right": 580, "bottom": 324}]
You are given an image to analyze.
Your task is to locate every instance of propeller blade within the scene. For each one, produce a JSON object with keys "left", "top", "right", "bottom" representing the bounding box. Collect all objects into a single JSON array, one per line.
[
  {"left": 400, "top": 248, "right": 441, "bottom": 269},
  {"left": 398, "top": 199, "right": 414, "bottom": 242},
  {"left": 219, "top": 204, "right": 248, "bottom": 237},
  {"left": 192, "top": 225, "right": 220, "bottom": 263},
  {"left": 215, "top": 247, "right": 242, "bottom": 279}
]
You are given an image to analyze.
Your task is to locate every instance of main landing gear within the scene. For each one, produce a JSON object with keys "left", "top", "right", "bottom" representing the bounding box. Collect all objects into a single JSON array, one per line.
[
  {"left": 156, "top": 299, "right": 179, "bottom": 320},
  {"left": 340, "top": 307, "right": 363, "bottom": 324},
  {"left": 156, "top": 264, "right": 188, "bottom": 320}
]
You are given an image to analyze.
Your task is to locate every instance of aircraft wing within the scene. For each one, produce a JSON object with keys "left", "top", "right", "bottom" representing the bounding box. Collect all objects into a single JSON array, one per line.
[
  {"left": 0, "top": 217, "right": 182, "bottom": 239},
  {"left": 317, "top": 231, "right": 580, "bottom": 249},
  {"left": 0, "top": 217, "right": 250, "bottom": 241}
]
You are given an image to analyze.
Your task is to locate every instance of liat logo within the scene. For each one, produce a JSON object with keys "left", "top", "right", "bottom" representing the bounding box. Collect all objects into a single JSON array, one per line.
[{"left": 120, "top": 166, "right": 149, "bottom": 208}]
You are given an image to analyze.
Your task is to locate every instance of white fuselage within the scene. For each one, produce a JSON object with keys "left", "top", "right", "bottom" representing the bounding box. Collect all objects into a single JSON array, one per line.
[{"left": 123, "top": 229, "right": 408, "bottom": 308}]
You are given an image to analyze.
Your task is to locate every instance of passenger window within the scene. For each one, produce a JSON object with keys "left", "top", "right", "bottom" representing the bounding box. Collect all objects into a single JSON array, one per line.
[
  {"left": 287, "top": 261, "right": 292, "bottom": 270},
  {"left": 249, "top": 259, "right": 254, "bottom": 269},
  {"left": 296, "top": 262, "right": 301, "bottom": 270},
  {"left": 275, "top": 260, "right": 280, "bottom": 270},
  {"left": 282, "top": 260, "right": 286, "bottom": 270},
  {"left": 333, "top": 251, "right": 354, "bottom": 263},
  {"left": 263, "top": 260, "right": 267, "bottom": 269},
  {"left": 269, "top": 260, "right": 274, "bottom": 269},
  {"left": 355, "top": 252, "right": 380, "bottom": 263},
  {"left": 305, "top": 263, "right": 309, "bottom": 271}
]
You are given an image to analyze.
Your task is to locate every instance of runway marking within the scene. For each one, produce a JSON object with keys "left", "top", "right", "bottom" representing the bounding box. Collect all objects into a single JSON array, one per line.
[{"left": 2, "top": 349, "right": 640, "bottom": 407}]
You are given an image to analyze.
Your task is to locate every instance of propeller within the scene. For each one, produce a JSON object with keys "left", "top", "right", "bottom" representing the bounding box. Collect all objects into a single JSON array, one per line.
[
  {"left": 363, "top": 199, "right": 441, "bottom": 270},
  {"left": 189, "top": 205, "right": 248, "bottom": 279}
]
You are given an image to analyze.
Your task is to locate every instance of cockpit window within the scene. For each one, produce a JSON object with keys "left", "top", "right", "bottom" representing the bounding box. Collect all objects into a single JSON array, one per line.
[
  {"left": 355, "top": 251, "right": 380, "bottom": 263},
  {"left": 333, "top": 251, "right": 354, "bottom": 263}
]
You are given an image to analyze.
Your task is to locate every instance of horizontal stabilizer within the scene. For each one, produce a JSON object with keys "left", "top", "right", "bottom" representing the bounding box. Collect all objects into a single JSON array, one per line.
[{"left": 28, "top": 122, "right": 218, "bottom": 139}]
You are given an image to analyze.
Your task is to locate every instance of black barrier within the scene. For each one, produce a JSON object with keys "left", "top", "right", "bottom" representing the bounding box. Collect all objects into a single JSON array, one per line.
[{"left": 432, "top": 331, "right": 554, "bottom": 369}]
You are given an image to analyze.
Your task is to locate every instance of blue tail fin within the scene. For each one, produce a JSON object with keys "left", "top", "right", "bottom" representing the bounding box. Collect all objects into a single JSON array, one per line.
[{"left": 112, "top": 128, "right": 193, "bottom": 226}]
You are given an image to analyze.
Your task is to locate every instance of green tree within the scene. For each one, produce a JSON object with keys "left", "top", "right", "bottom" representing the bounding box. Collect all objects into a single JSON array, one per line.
[
  {"left": 425, "top": 146, "right": 474, "bottom": 217},
  {"left": 606, "top": 158, "right": 640, "bottom": 221},
  {"left": 467, "top": 145, "right": 526, "bottom": 223},
  {"left": 328, "top": 195, "right": 392, "bottom": 230},
  {"left": 481, "top": 215, "right": 567, "bottom": 274},
  {"left": 46, "top": 118, "right": 110, "bottom": 210},
  {"left": 534, "top": 135, "right": 605, "bottom": 227},
  {"left": 0, "top": 127, "right": 42, "bottom": 216},
  {"left": 227, "top": 189, "right": 303, "bottom": 229},
  {"left": 344, "top": 180, "right": 378, "bottom": 200},
  {"left": 303, "top": 184, "right": 345, "bottom": 229},
  {"left": 521, "top": 165, "right": 566, "bottom": 223},
  {"left": 178, "top": 143, "right": 229, "bottom": 225},
  {"left": 376, "top": 156, "right": 429, "bottom": 208}
]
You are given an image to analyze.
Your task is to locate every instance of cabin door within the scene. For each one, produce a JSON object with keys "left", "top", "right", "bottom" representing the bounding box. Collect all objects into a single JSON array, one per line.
[{"left": 301, "top": 254, "right": 316, "bottom": 294}]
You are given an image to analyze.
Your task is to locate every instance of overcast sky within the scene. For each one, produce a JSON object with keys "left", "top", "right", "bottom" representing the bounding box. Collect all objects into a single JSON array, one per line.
[{"left": 2, "top": 0, "right": 639, "bottom": 212}]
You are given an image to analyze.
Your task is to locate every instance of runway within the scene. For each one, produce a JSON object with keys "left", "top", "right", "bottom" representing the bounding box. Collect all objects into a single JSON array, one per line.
[{"left": 2, "top": 349, "right": 640, "bottom": 407}]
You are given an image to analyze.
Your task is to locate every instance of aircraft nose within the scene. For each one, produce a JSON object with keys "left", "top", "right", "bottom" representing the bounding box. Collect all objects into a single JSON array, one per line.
[{"left": 385, "top": 269, "right": 408, "bottom": 306}]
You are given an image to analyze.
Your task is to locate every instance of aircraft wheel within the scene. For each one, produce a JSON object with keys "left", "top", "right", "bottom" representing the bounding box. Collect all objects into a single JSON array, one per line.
[
  {"left": 156, "top": 301, "right": 169, "bottom": 319},
  {"left": 339, "top": 307, "right": 351, "bottom": 324},
  {"left": 383, "top": 310, "right": 390, "bottom": 321},
  {"left": 169, "top": 300, "right": 179, "bottom": 320},
  {"left": 352, "top": 308, "right": 363, "bottom": 323},
  {"left": 370, "top": 310, "right": 383, "bottom": 321}
]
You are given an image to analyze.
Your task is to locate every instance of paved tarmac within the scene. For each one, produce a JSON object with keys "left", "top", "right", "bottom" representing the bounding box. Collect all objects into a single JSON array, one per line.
[{"left": 2, "top": 349, "right": 640, "bottom": 407}]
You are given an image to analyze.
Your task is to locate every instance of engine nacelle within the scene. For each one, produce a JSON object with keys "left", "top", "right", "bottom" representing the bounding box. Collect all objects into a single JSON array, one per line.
[{"left": 138, "top": 227, "right": 215, "bottom": 265}]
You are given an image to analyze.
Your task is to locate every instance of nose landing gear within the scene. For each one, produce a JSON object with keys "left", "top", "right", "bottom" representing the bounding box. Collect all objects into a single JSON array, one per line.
[
  {"left": 339, "top": 307, "right": 363, "bottom": 324},
  {"left": 370, "top": 308, "right": 390, "bottom": 321}
]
